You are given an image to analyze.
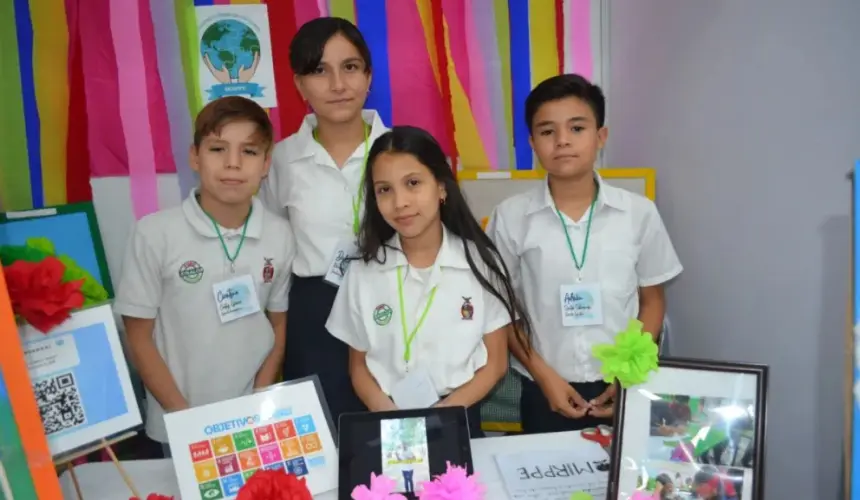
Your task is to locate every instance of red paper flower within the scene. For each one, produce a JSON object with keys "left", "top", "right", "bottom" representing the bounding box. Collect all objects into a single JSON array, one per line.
[
  {"left": 2, "top": 257, "right": 84, "bottom": 333},
  {"left": 236, "top": 469, "right": 312, "bottom": 500}
]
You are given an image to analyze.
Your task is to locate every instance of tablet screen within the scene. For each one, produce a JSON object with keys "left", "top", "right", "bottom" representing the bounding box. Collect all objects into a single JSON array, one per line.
[{"left": 338, "top": 408, "right": 473, "bottom": 499}]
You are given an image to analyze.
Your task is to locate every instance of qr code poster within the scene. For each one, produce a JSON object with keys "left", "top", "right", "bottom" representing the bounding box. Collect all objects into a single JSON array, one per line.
[
  {"left": 165, "top": 378, "right": 337, "bottom": 499},
  {"left": 18, "top": 304, "right": 141, "bottom": 458}
]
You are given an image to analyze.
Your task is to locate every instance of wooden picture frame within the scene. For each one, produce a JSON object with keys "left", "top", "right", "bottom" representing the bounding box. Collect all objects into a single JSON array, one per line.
[{"left": 608, "top": 357, "right": 768, "bottom": 500}]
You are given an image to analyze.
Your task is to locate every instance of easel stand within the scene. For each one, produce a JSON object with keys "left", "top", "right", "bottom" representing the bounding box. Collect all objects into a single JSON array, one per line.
[{"left": 57, "top": 431, "right": 139, "bottom": 500}]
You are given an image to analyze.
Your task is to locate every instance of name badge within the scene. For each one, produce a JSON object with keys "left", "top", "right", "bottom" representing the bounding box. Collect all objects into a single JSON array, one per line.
[
  {"left": 212, "top": 274, "right": 261, "bottom": 323},
  {"left": 559, "top": 283, "right": 604, "bottom": 327},
  {"left": 390, "top": 367, "right": 439, "bottom": 410},
  {"left": 323, "top": 237, "right": 359, "bottom": 288}
]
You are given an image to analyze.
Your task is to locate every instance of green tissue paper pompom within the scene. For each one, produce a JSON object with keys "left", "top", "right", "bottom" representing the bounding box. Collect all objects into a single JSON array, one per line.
[{"left": 591, "top": 318, "right": 659, "bottom": 388}]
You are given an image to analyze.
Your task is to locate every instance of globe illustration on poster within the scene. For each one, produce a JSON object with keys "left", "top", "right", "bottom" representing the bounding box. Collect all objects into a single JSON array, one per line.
[{"left": 199, "top": 17, "right": 267, "bottom": 101}]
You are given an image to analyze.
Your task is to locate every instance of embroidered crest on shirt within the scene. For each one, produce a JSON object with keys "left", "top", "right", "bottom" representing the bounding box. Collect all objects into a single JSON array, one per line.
[
  {"left": 460, "top": 297, "right": 474, "bottom": 320},
  {"left": 178, "top": 260, "right": 204, "bottom": 284},
  {"left": 373, "top": 304, "right": 392, "bottom": 326},
  {"left": 262, "top": 258, "right": 274, "bottom": 283}
]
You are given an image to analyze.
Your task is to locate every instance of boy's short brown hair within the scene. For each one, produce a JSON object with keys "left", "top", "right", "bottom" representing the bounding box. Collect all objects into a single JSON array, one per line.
[{"left": 193, "top": 96, "right": 274, "bottom": 152}]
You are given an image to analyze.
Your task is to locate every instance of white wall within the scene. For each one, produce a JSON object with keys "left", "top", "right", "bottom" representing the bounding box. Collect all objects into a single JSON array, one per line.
[{"left": 607, "top": 0, "right": 860, "bottom": 497}]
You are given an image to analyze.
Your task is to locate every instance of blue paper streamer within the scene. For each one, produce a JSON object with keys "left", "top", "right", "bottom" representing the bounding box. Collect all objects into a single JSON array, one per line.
[
  {"left": 355, "top": 0, "right": 392, "bottom": 126},
  {"left": 13, "top": 0, "right": 43, "bottom": 208},
  {"left": 508, "top": 0, "right": 532, "bottom": 170}
]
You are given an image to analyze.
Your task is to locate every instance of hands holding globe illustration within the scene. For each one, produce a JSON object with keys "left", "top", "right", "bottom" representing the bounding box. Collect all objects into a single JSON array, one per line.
[{"left": 200, "top": 19, "right": 262, "bottom": 84}]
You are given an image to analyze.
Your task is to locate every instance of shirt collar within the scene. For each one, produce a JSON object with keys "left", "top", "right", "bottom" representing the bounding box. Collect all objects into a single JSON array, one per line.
[
  {"left": 182, "top": 188, "right": 264, "bottom": 239},
  {"left": 286, "top": 110, "right": 388, "bottom": 165},
  {"left": 526, "top": 172, "right": 630, "bottom": 216},
  {"left": 378, "top": 226, "right": 471, "bottom": 271}
]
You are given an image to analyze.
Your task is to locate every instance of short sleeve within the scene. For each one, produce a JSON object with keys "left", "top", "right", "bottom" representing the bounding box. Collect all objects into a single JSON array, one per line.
[
  {"left": 485, "top": 207, "right": 522, "bottom": 295},
  {"left": 324, "top": 266, "right": 370, "bottom": 351},
  {"left": 258, "top": 151, "right": 287, "bottom": 217},
  {"left": 481, "top": 283, "right": 513, "bottom": 335},
  {"left": 637, "top": 202, "right": 683, "bottom": 287},
  {"left": 114, "top": 222, "right": 163, "bottom": 319},
  {"left": 266, "top": 222, "right": 296, "bottom": 313}
]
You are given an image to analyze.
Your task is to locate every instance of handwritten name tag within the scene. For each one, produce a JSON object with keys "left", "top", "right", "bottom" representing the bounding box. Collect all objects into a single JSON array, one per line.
[{"left": 212, "top": 274, "right": 261, "bottom": 323}]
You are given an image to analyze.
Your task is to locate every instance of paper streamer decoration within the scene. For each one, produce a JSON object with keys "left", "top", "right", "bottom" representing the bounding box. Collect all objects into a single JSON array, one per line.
[
  {"left": 2, "top": 0, "right": 600, "bottom": 212},
  {"left": 111, "top": 0, "right": 160, "bottom": 219},
  {"left": 0, "top": 269, "right": 64, "bottom": 498}
]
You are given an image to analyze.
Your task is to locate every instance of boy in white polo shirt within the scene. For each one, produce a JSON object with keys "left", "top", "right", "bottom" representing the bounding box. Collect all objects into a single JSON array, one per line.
[
  {"left": 115, "top": 96, "right": 295, "bottom": 455},
  {"left": 487, "top": 74, "right": 682, "bottom": 434}
]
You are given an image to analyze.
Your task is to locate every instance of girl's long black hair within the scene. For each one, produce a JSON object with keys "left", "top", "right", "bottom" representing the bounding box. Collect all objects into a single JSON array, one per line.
[{"left": 357, "top": 126, "right": 532, "bottom": 354}]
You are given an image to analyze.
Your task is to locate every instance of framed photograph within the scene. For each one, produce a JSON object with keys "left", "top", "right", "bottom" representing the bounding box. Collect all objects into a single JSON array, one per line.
[
  {"left": 164, "top": 376, "right": 338, "bottom": 499},
  {"left": 608, "top": 357, "right": 768, "bottom": 500}
]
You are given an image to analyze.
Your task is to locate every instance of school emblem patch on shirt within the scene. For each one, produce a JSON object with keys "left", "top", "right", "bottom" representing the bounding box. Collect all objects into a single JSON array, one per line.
[
  {"left": 461, "top": 297, "right": 474, "bottom": 320},
  {"left": 262, "top": 258, "right": 274, "bottom": 283},
  {"left": 373, "top": 304, "right": 392, "bottom": 326},
  {"left": 178, "top": 260, "right": 204, "bottom": 284}
]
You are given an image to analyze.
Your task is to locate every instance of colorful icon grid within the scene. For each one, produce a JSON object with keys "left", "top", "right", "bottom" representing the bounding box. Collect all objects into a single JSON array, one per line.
[{"left": 188, "top": 414, "right": 326, "bottom": 499}]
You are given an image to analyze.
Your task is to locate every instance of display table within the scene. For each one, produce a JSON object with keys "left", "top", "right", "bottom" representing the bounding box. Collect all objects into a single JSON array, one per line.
[{"left": 59, "top": 431, "right": 597, "bottom": 499}]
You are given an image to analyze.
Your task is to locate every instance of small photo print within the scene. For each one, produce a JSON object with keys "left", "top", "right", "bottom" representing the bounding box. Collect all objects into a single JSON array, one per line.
[
  {"left": 648, "top": 394, "right": 756, "bottom": 468},
  {"left": 380, "top": 417, "right": 430, "bottom": 495},
  {"left": 630, "top": 460, "right": 749, "bottom": 500}
]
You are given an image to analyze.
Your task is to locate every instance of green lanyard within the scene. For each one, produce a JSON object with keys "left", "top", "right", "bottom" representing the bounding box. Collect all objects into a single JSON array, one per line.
[
  {"left": 313, "top": 123, "right": 371, "bottom": 235},
  {"left": 396, "top": 266, "right": 438, "bottom": 364},
  {"left": 206, "top": 206, "right": 252, "bottom": 273},
  {"left": 555, "top": 193, "right": 597, "bottom": 282}
]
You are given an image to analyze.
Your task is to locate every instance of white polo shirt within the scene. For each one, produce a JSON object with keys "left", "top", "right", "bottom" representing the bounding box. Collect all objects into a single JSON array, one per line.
[
  {"left": 325, "top": 229, "right": 512, "bottom": 398},
  {"left": 259, "top": 110, "right": 389, "bottom": 277},
  {"left": 114, "top": 191, "right": 295, "bottom": 442},
  {"left": 487, "top": 175, "right": 682, "bottom": 383}
]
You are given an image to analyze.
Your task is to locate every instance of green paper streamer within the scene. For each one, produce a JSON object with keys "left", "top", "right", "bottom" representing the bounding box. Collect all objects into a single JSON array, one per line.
[
  {"left": 570, "top": 493, "right": 594, "bottom": 500},
  {"left": 329, "top": 0, "right": 356, "bottom": 23},
  {"left": 592, "top": 319, "right": 660, "bottom": 388},
  {"left": 0, "top": 1, "right": 33, "bottom": 211},
  {"left": 176, "top": 0, "right": 203, "bottom": 117}
]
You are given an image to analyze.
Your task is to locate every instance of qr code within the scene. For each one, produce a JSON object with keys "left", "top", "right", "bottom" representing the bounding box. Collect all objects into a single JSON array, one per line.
[{"left": 34, "top": 372, "right": 86, "bottom": 435}]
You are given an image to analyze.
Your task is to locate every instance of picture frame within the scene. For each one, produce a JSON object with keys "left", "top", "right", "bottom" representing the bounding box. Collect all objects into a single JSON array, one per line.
[
  {"left": 0, "top": 201, "right": 115, "bottom": 297},
  {"left": 607, "top": 357, "right": 768, "bottom": 500},
  {"left": 18, "top": 303, "right": 143, "bottom": 459},
  {"left": 164, "top": 375, "right": 338, "bottom": 499}
]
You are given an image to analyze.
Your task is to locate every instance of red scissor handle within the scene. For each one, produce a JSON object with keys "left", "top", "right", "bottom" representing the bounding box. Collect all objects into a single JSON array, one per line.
[{"left": 581, "top": 425, "right": 613, "bottom": 447}]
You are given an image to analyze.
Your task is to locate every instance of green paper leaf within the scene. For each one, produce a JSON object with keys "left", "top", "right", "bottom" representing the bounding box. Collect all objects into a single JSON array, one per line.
[
  {"left": 57, "top": 255, "right": 108, "bottom": 307},
  {"left": 25, "top": 237, "right": 55, "bottom": 255},
  {"left": 591, "top": 318, "right": 660, "bottom": 388}
]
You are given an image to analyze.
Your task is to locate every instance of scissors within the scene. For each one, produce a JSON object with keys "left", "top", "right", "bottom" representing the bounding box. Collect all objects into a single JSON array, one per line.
[{"left": 581, "top": 424, "right": 613, "bottom": 449}]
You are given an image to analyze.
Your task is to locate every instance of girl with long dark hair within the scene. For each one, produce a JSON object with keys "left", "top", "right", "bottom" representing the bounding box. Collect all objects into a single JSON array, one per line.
[{"left": 325, "top": 126, "right": 531, "bottom": 437}]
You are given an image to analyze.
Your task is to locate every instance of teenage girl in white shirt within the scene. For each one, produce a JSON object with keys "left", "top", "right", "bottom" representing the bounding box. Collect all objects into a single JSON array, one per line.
[
  {"left": 325, "top": 126, "right": 532, "bottom": 437},
  {"left": 260, "top": 18, "right": 388, "bottom": 425}
]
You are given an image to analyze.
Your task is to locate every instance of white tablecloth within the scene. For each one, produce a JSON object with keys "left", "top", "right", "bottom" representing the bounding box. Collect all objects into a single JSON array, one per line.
[{"left": 59, "top": 431, "right": 592, "bottom": 499}]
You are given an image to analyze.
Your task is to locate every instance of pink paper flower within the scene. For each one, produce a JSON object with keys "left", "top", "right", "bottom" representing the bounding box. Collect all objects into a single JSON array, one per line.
[
  {"left": 417, "top": 462, "right": 485, "bottom": 500},
  {"left": 351, "top": 473, "right": 407, "bottom": 500}
]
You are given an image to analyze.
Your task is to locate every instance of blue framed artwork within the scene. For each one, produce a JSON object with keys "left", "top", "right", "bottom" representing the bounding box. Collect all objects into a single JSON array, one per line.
[{"left": 0, "top": 202, "right": 114, "bottom": 297}]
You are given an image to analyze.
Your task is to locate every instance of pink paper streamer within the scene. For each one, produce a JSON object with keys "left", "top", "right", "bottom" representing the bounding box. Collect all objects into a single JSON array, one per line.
[
  {"left": 463, "top": 0, "right": 498, "bottom": 169},
  {"left": 111, "top": 0, "right": 160, "bottom": 218},
  {"left": 316, "top": 0, "right": 329, "bottom": 17},
  {"left": 79, "top": 0, "right": 129, "bottom": 177},
  {"left": 440, "top": 0, "right": 471, "bottom": 97},
  {"left": 570, "top": 0, "right": 593, "bottom": 81},
  {"left": 293, "top": 0, "right": 320, "bottom": 29},
  {"left": 139, "top": 0, "right": 177, "bottom": 174},
  {"left": 385, "top": 0, "right": 449, "bottom": 152}
]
